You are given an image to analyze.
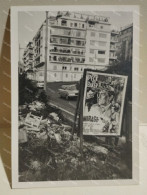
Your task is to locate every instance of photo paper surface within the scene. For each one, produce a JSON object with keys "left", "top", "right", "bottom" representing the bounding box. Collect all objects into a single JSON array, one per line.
[{"left": 11, "top": 5, "right": 139, "bottom": 188}]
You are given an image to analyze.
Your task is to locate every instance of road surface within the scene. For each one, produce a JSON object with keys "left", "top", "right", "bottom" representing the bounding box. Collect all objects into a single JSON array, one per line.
[{"left": 46, "top": 82, "right": 78, "bottom": 122}]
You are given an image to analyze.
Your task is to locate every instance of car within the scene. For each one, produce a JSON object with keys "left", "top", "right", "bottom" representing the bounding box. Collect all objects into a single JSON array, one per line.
[
  {"left": 58, "top": 84, "right": 79, "bottom": 100},
  {"left": 36, "top": 80, "right": 44, "bottom": 88}
]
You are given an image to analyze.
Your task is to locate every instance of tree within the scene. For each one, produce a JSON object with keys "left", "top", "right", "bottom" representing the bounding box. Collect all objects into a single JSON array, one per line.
[{"left": 19, "top": 73, "right": 38, "bottom": 105}]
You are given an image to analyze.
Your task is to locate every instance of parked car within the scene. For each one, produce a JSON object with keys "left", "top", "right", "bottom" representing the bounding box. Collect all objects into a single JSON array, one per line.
[
  {"left": 58, "top": 84, "right": 79, "bottom": 100},
  {"left": 36, "top": 81, "right": 44, "bottom": 88}
]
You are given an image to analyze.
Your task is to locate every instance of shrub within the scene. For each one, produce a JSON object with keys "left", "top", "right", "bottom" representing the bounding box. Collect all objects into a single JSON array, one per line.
[
  {"left": 37, "top": 90, "right": 49, "bottom": 105},
  {"left": 19, "top": 73, "right": 38, "bottom": 105}
]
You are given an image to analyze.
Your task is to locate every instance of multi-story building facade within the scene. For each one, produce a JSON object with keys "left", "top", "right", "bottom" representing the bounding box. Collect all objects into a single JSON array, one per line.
[
  {"left": 116, "top": 23, "right": 133, "bottom": 62},
  {"left": 23, "top": 42, "right": 34, "bottom": 72},
  {"left": 109, "top": 30, "right": 119, "bottom": 65},
  {"left": 32, "top": 12, "right": 112, "bottom": 82},
  {"left": 29, "top": 12, "right": 119, "bottom": 82}
]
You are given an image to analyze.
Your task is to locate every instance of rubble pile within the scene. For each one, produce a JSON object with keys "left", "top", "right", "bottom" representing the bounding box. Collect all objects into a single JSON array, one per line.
[{"left": 19, "top": 101, "right": 131, "bottom": 181}]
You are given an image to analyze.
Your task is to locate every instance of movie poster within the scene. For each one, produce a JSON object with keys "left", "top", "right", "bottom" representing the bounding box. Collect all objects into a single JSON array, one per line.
[{"left": 83, "top": 70, "right": 128, "bottom": 136}]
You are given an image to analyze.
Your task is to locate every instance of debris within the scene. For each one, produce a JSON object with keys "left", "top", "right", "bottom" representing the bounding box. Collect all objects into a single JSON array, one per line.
[
  {"left": 28, "top": 101, "right": 45, "bottom": 111},
  {"left": 49, "top": 112, "right": 60, "bottom": 122},
  {"left": 48, "top": 130, "right": 56, "bottom": 140},
  {"left": 30, "top": 160, "right": 41, "bottom": 170},
  {"left": 54, "top": 133, "right": 62, "bottom": 144},
  {"left": 61, "top": 124, "right": 72, "bottom": 131},
  {"left": 36, "top": 131, "right": 48, "bottom": 140},
  {"left": 40, "top": 119, "right": 48, "bottom": 125},
  {"left": 19, "top": 100, "right": 131, "bottom": 181},
  {"left": 26, "top": 127, "right": 40, "bottom": 132},
  {"left": 24, "top": 113, "right": 42, "bottom": 129},
  {"left": 89, "top": 145, "right": 108, "bottom": 155},
  {"left": 19, "top": 128, "right": 28, "bottom": 144},
  {"left": 61, "top": 130, "right": 72, "bottom": 141}
]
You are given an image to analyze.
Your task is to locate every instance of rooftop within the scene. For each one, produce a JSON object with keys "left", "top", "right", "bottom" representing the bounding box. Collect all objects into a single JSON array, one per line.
[
  {"left": 120, "top": 23, "right": 133, "bottom": 31},
  {"left": 49, "top": 11, "right": 110, "bottom": 24}
]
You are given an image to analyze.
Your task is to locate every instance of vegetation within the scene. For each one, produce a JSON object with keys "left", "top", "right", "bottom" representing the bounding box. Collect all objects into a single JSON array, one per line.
[
  {"left": 19, "top": 73, "right": 49, "bottom": 105},
  {"left": 106, "top": 59, "right": 132, "bottom": 101}
]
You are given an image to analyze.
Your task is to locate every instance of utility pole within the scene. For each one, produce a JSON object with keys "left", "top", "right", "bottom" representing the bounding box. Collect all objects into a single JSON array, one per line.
[{"left": 44, "top": 11, "right": 48, "bottom": 91}]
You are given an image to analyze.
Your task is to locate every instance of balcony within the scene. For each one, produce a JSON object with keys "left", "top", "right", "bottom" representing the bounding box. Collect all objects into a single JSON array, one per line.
[
  {"left": 110, "top": 46, "right": 117, "bottom": 51},
  {"left": 50, "top": 23, "right": 86, "bottom": 31},
  {"left": 111, "top": 30, "right": 119, "bottom": 35},
  {"left": 50, "top": 33, "right": 85, "bottom": 39},
  {"left": 50, "top": 40, "right": 85, "bottom": 48},
  {"left": 50, "top": 55, "right": 85, "bottom": 64},
  {"left": 50, "top": 48, "right": 85, "bottom": 56},
  {"left": 109, "top": 55, "right": 117, "bottom": 60},
  {"left": 110, "top": 38, "right": 118, "bottom": 43}
]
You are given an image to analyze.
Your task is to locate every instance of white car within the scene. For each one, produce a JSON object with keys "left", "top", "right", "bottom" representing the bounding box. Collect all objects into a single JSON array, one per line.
[
  {"left": 37, "top": 81, "right": 44, "bottom": 88},
  {"left": 58, "top": 84, "right": 79, "bottom": 100}
]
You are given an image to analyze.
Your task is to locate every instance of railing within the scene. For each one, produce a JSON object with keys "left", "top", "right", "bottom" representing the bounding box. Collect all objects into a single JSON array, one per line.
[
  {"left": 50, "top": 40, "right": 85, "bottom": 47},
  {"left": 50, "top": 56, "right": 85, "bottom": 63},
  {"left": 61, "top": 23, "right": 67, "bottom": 27},
  {"left": 110, "top": 46, "right": 117, "bottom": 50},
  {"left": 111, "top": 30, "right": 119, "bottom": 34},
  {"left": 50, "top": 33, "right": 85, "bottom": 39},
  {"left": 110, "top": 38, "right": 118, "bottom": 42},
  {"left": 50, "top": 49, "right": 85, "bottom": 56},
  {"left": 109, "top": 55, "right": 117, "bottom": 59}
]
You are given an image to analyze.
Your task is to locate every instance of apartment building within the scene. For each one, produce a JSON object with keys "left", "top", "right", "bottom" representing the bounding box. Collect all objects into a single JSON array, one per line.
[
  {"left": 116, "top": 23, "right": 133, "bottom": 62},
  {"left": 29, "top": 12, "right": 116, "bottom": 82},
  {"left": 23, "top": 42, "right": 34, "bottom": 72},
  {"left": 109, "top": 30, "right": 119, "bottom": 65}
]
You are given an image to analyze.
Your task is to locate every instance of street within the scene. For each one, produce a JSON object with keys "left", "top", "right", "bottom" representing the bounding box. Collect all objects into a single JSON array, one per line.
[{"left": 46, "top": 82, "right": 78, "bottom": 122}]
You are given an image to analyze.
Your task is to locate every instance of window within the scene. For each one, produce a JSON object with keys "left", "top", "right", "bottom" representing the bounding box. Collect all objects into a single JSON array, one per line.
[
  {"left": 91, "top": 31, "right": 96, "bottom": 37},
  {"left": 54, "top": 73, "right": 56, "bottom": 77},
  {"left": 61, "top": 20, "right": 67, "bottom": 26},
  {"left": 90, "top": 49, "right": 94, "bottom": 54},
  {"left": 99, "top": 41, "right": 106, "bottom": 47},
  {"left": 60, "top": 38, "right": 69, "bottom": 45},
  {"left": 74, "top": 23, "right": 77, "bottom": 27},
  {"left": 75, "top": 58, "right": 80, "bottom": 63},
  {"left": 53, "top": 56, "right": 57, "bottom": 61},
  {"left": 90, "top": 40, "right": 98, "bottom": 47},
  {"left": 100, "top": 25, "right": 103, "bottom": 29},
  {"left": 89, "top": 24, "right": 94, "bottom": 28},
  {"left": 76, "top": 31, "right": 81, "bottom": 37},
  {"left": 99, "top": 33, "right": 107, "bottom": 38},
  {"left": 70, "top": 23, "right": 73, "bottom": 27},
  {"left": 39, "top": 72, "right": 43, "bottom": 76},
  {"left": 62, "top": 66, "right": 67, "bottom": 70},
  {"left": 53, "top": 65, "right": 57, "bottom": 70},
  {"left": 89, "top": 57, "right": 94, "bottom": 62},
  {"left": 66, "top": 74, "right": 68, "bottom": 78},
  {"left": 74, "top": 67, "right": 79, "bottom": 71},
  {"left": 50, "top": 37, "right": 58, "bottom": 43},
  {"left": 71, "top": 39, "right": 75, "bottom": 45},
  {"left": 76, "top": 40, "right": 81, "bottom": 46},
  {"left": 82, "top": 24, "right": 85, "bottom": 28},
  {"left": 98, "top": 58, "right": 105, "bottom": 63},
  {"left": 98, "top": 50, "right": 105, "bottom": 54},
  {"left": 90, "top": 40, "right": 95, "bottom": 46}
]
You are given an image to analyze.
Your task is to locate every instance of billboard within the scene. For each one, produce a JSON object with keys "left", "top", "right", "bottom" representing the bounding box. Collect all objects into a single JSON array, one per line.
[{"left": 83, "top": 70, "right": 128, "bottom": 136}]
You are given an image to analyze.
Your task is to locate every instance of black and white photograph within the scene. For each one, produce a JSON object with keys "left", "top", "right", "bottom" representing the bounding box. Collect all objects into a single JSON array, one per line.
[{"left": 11, "top": 5, "right": 139, "bottom": 188}]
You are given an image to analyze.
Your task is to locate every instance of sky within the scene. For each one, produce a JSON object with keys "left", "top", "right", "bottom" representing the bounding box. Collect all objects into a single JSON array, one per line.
[{"left": 18, "top": 11, "right": 133, "bottom": 51}]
